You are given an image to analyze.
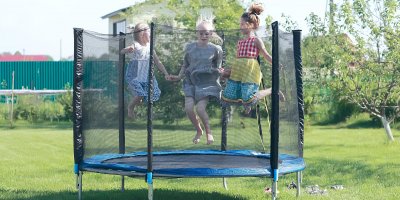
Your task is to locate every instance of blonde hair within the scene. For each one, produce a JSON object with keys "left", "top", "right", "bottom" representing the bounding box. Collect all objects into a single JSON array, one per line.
[
  {"left": 133, "top": 22, "right": 149, "bottom": 42},
  {"left": 241, "top": 3, "right": 264, "bottom": 29},
  {"left": 196, "top": 15, "right": 223, "bottom": 45},
  {"left": 196, "top": 20, "right": 215, "bottom": 32}
]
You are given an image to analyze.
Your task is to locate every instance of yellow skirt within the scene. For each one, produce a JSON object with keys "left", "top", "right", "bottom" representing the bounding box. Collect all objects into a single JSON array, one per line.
[{"left": 229, "top": 58, "right": 261, "bottom": 84}]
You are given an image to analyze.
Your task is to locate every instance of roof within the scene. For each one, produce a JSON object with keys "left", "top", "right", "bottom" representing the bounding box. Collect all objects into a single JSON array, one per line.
[
  {"left": 0, "top": 55, "right": 49, "bottom": 61},
  {"left": 101, "top": 6, "right": 130, "bottom": 19}
]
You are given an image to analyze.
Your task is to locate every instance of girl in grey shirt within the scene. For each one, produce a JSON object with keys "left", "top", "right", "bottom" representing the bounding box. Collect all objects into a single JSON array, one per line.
[{"left": 170, "top": 20, "right": 223, "bottom": 145}]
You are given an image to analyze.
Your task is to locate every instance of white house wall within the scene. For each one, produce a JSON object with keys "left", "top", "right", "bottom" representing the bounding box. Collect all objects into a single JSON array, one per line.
[{"left": 106, "top": 1, "right": 175, "bottom": 34}]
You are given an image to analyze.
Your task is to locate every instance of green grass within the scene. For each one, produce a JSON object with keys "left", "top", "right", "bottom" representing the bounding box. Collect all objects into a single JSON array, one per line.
[{"left": 0, "top": 122, "right": 399, "bottom": 200}]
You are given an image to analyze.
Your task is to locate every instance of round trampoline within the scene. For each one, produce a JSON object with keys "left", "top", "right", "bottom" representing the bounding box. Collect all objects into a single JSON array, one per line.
[
  {"left": 82, "top": 150, "right": 305, "bottom": 177},
  {"left": 73, "top": 22, "right": 305, "bottom": 200}
]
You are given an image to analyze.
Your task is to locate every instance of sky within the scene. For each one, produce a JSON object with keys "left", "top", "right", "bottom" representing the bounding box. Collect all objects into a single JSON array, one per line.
[{"left": 0, "top": 0, "right": 328, "bottom": 61}]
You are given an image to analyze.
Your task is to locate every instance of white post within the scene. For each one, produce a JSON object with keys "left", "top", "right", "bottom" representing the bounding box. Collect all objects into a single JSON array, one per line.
[{"left": 10, "top": 71, "right": 15, "bottom": 127}]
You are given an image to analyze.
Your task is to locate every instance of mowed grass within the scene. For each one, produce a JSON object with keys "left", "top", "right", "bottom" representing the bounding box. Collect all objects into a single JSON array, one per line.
[{"left": 0, "top": 122, "right": 399, "bottom": 200}]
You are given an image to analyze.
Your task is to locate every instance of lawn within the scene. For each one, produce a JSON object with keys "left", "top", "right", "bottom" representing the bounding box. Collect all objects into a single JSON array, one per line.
[{"left": 0, "top": 122, "right": 399, "bottom": 200}]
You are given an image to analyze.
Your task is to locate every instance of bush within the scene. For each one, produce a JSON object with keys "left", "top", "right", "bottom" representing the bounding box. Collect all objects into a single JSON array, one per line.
[
  {"left": 0, "top": 104, "right": 10, "bottom": 120},
  {"left": 14, "top": 95, "right": 42, "bottom": 122},
  {"left": 1, "top": 92, "right": 71, "bottom": 123},
  {"left": 56, "top": 83, "right": 73, "bottom": 121}
]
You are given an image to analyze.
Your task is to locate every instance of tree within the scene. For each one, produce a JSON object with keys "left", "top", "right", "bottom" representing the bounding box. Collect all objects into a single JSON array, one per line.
[
  {"left": 305, "top": 0, "right": 400, "bottom": 141},
  {"left": 166, "top": 0, "right": 243, "bottom": 30}
]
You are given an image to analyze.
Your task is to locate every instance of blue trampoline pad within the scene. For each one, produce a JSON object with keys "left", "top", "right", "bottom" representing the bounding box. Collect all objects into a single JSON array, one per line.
[{"left": 81, "top": 150, "right": 305, "bottom": 177}]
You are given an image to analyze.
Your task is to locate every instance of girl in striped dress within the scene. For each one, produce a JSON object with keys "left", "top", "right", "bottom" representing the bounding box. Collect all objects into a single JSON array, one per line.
[{"left": 221, "top": 3, "right": 273, "bottom": 112}]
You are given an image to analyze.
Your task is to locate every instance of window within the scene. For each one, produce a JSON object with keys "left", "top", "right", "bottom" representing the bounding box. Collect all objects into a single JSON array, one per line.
[{"left": 113, "top": 20, "right": 126, "bottom": 36}]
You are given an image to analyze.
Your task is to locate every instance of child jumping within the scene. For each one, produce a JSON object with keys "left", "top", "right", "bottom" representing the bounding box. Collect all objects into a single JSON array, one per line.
[
  {"left": 169, "top": 19, "right": 223, "bottom": 145},
  {"left": 221, "top": 3, "right": 274, "bottom": 112},
  {"left": 122, "top": 22, "right": 170, "bottom": 118}
]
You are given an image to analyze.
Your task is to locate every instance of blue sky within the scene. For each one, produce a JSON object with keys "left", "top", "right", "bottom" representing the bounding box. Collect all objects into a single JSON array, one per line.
[{"left": 0, "top": 0, "right": 327, "bottom": 60}]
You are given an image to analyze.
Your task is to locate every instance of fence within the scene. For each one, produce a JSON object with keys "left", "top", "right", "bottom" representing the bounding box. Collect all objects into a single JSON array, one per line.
[{"left": 0, "top": 61, "right": 73, "bottom": 90}]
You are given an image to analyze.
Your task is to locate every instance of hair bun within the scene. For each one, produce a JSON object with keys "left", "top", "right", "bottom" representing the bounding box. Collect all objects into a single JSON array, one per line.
[
  {"left": 249, "top": 3, "right": 264, "bottom": 15},
  {"left": 251, "top": 11, "right": 259, "bottom": 15}
]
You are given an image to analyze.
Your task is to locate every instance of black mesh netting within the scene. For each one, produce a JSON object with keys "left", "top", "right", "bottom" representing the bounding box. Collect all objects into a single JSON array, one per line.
[{"left": 74, "top": 24, "right": 302, "bottom": 163}]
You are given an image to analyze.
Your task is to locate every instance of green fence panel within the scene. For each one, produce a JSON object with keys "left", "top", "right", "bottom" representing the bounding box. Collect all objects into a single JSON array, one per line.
[{"left": 0, "top": 61, "right": 73, "bottom": 90}]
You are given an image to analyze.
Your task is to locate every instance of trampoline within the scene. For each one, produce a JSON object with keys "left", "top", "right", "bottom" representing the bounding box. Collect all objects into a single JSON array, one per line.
[
  {"left": 73, "top": 21, "right": 305, "bottom": 200},
  {"left": 82, "top": 150, "right": 304, "bottom": 177}
]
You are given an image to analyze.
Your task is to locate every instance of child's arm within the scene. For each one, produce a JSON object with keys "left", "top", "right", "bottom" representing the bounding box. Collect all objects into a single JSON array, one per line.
[
  {"left": 214, "top": 46, "right": 223, "bottom": 69},
  {"left": 153, "top": 52, "right": 170, "bottom": 79},
  {"left": 177, "top": 66, "right": 185, "bottom": 79},
  {"left": 214, "top": 45, "right": 228, "bottom": 77},
  {"left": 169, "top": 66, "right": 184, "bottom": 81},
  {"left": 255, "top": 37, "right": 272, "bottom": 64},
  {"left": 121, "top": 43, "right": 135, "bottom": 54},
  {"left": 173, "top": 49, "right": 189, "bottom": 80},
  {"left": 169, "top": 44, "right": 189, "bottom": 81}
]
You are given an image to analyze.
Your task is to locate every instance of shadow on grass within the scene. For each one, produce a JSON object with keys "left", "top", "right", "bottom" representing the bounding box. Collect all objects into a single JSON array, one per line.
[
  {"left": 0, "top": 188, "right": 248, "bottom": 200},
  {"left": 344, "top": 120, "right": 381, "bottom": 129},
  {"left": 0, "top": 121, "right": 73, "bottom": 130},
  {"left": 312, "top": 119, "right": 382, "bottom": 130}
]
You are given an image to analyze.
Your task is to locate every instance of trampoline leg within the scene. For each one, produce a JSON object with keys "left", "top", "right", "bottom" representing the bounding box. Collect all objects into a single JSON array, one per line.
[
  {"left": 223, "top": 178, "right": 228, "bottom": 190},
  {"left": 121, "top": 175, "right": 125, "bottom": 192},
  {"left": 296, "top": 171, "right": 301, "bottom": 197},
  {"left": 147, "top": 172, "right": 153, "bottom": 200},
  {"left": 300, "top": 171, "right": 303, "bottom": 183},
  {"left": 271, "top": 180, "right": 278, "bottom": 200},
  {"left": 148, "top": 184, "right": 153, "bottom": 200},
  {"left": 76, "top": 171, "right": 82, "bottom": 200}
]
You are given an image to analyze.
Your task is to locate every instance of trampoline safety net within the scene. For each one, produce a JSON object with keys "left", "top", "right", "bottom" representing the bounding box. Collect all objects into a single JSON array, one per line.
[{"left": 73, "top": 22, "right": 304, "bottom": 177}]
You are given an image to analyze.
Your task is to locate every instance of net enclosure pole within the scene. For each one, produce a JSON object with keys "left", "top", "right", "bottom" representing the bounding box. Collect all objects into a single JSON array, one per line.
[
  {"left": 220, "top": 31, "right": 229, "bottom": 190},
  {"left": 292, "top": 30, "right": 304, "bottom": 158},
  {"left": 220, "top": 31, "right": 228, "bottom": 151},
  {"left": 73, "top": 28, "right": 84, "bottom": 200},
  {"left": 293, "top": 29, "right": 304, "bottom": 197},
  {"left": 118, "top": 32, "right": 126, "bottom": 155},
  {"left": 118, "top": 32, "right": 126, "bottom": 191},
  {"left": 257, "top": 56, "right": 266, "bottom": 153},
  {"left": 270, "top": 21, "right": 280, "bottom": 200},
  {"left": 146, "top": 22, "right": 155, "bottom": 200},
  {"left": 73, "top": 28, "right": 84, "bottom": 175}
]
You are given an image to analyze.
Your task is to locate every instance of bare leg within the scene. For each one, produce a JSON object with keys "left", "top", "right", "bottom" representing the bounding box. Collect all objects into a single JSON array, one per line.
[
  {"left": 128, "top": 96, "right": 142, "bottom": 119},
  {"left": 196, "top": 98, "right": 214, "bottom": 145},
  {"left": 255, "top": 88, "right": 272, "bottom": 100},
  {"left": 185, "top": 97, "right": 203, "bottom": 144},
  {"left": 255, "top": 88, "right": 285, "bottom": 101},
  {"left": 244, "top": 105, "right": 252, "bottom": 114}
]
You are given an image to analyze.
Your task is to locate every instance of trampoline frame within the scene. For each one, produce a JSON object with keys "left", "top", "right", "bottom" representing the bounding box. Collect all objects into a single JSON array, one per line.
[{"left": 80, "top": 150, "right": 305, "bottom": 178}]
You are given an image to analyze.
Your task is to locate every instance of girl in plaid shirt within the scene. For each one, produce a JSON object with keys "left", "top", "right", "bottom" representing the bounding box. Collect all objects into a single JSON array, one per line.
[{"left": 221, "top": 3, "right": 273, "bottom": 112}]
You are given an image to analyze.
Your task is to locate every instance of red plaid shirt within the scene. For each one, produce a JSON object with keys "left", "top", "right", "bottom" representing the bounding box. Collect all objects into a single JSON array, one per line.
[{"left": 236, "top": 37, "right": 259, "bottom": 58}]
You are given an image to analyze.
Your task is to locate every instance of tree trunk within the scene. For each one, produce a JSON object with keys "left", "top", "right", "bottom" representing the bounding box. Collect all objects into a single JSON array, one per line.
[{"left": 380, "top": 116, "right": 395, "bottom": 141}]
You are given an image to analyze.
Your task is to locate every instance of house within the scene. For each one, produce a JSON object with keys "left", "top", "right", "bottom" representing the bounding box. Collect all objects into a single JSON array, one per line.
[
  {"left": 101, "top": 1, "right": 176, "bottom": 35},
  {"left": 0, "top": 55, "right": 50, "bottom": 61}
]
